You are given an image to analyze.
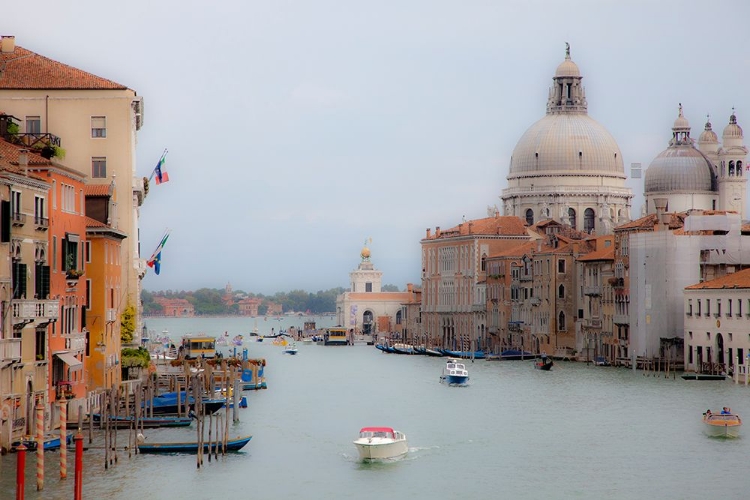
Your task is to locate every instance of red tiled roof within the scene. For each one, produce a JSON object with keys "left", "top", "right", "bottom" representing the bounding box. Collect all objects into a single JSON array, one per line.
[
  {"left": 0, "top": 139, "right": 51, "bottom": 178},
  {"left": 685, "top": 268, "right": 750, "bottom": 290},
  {"left": 577, "top": 245, "right": 614, "bottom": 261},
  {"left": 428, "top": 215, "right": 528, "bottom": 239},
  {"left": 84, "top": 184, "right": 110, "bottom": 196},
  {"left": 0, "top": 45, "right": 128, "bottom": 90},
  {"left": 85, "top": 216, "right": 107, "bottom": 228}
]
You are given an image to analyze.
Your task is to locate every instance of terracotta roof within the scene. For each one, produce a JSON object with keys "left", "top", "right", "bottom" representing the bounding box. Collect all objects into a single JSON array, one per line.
[
  {"left": 685, "top": 268, "right": 750, "bottom": 290},
  {"left": 427, "top": 215, "right": 528, "bottom": 239},
  {"left": 0, "top": 139, "right": 51, "bottom": 178},
  {"left": 577, "top": 245, "right": 614, "bottom": 261},
  {"left": 615, "top": 213, "right": 685, "bottom": 231},
  {"left": 491, "top": 241, "right": 539, "bottom": 258},
  {"left": 0, "top": 45, "right": 128, "bottom": 90},
  {"left": 84, "top": 184, "right": 110, "bottom": 196},
  {"left": 85, "top": 216, "right": 108, "bottom": 228}
]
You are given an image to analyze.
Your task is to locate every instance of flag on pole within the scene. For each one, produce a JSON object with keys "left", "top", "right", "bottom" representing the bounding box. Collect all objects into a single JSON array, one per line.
[
  {"left": 147, "top": 230, "right": 171, "bottom": 275},
  {"left": 149, "top": 149, "right": 170, "bottom": 184}
]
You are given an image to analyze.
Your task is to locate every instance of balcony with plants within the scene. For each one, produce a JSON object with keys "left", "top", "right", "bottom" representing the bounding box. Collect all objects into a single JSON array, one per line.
[{"left": 0, "top": 113, "right": 65, "bottom": 159}]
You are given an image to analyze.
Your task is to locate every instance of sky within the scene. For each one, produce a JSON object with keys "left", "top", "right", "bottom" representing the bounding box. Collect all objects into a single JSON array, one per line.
[{"left": 3, "top": 0, "right": 750, "bottom": 295}]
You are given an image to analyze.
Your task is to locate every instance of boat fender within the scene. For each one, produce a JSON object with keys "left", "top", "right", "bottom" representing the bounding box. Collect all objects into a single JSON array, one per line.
[{"left": 137, "top": 433, "right": 146, "bottom": 443}]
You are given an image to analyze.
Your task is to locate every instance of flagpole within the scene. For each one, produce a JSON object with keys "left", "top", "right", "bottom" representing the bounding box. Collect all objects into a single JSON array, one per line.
[{"left": 148, "top": 149, "right": 168, "bottom": 181}]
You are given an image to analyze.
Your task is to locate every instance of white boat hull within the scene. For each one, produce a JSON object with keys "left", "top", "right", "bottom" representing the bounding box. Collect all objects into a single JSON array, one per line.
[
  {"left": 353, "top": 438, "right": 408, "bottom": 460},
  {"left": 704, "top": 422, "right": 741, "bottom": 437}
]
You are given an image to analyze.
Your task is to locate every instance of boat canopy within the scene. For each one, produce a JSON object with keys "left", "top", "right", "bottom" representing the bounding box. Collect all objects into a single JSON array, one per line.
[{"left": 359, "top": 427, "right": 395, "bottom": 435}]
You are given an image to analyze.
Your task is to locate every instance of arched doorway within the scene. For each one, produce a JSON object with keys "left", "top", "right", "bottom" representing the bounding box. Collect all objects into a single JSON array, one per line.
[{"left": 362, "top": 311, "right": 373, "bottom": 335}]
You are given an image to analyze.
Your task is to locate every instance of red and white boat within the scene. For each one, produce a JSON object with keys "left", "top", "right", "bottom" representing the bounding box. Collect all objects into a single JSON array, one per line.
[{"left": 353, "top": 427, "right": 408, "bottom": 460}]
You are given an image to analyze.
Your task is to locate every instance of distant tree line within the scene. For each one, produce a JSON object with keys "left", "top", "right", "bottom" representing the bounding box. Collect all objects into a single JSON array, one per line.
[{"left": 141, "top": 285, "right": 403, "bottom": 316}]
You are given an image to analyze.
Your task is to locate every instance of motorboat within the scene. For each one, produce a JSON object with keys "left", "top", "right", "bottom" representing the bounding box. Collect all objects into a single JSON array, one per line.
[
  {"left": 353, "top": 427, "right": 408, "bottom": 460},
  {"left": 440, "top": 358, "right": 469, "bottom": 386},
  {"left": 703, "top": 410, "right": 741, "bottom": 437},
  {"left": 283, "top": 343, "right": 298, "bottom": 355}
]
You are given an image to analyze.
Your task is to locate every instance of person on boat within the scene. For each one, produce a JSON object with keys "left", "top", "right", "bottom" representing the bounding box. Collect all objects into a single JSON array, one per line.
[
  {"left": 721, "top": 407, "right": 730, "bottom": 415},
  {"left": 705, "top": 409, "right": 712, "bottom": 417}
]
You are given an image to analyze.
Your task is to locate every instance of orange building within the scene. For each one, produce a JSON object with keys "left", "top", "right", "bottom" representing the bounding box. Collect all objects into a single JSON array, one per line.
[
  {"left": 154, "top": 297, "right": 195, "bottom": 317},
  {"left": 27, "top": 157, "right": 89, "bottom": 403},
  {"left": 238, "top": 297, "right": 261, "bottom": 316},
  {"left": 84, "top": 183, "right": 126, "bottom": 390}
]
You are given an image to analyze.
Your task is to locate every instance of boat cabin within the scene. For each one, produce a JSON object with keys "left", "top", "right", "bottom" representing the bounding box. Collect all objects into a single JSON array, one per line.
[
  {"left": 180, "top": 335, "right": 217, "bottom": 359},
  {"left": 359, "top": 427, "right": 396, "bottom": 439},
  {"left": 324, "top": 327, "right": 348, "bottom": 345}
]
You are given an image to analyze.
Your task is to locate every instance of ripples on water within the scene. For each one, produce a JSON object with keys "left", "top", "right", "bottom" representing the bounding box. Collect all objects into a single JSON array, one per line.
[{"left": 2, "top": 317, "right": 749, "bottom": 499}]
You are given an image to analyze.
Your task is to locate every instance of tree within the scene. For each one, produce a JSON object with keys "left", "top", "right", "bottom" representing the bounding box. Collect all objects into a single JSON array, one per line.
[
  {"left": 121, "top": 303, "right": 135, "bottom": 344},
  {"left": 382, "top": 284, "right": 401, "bottom": 292}
]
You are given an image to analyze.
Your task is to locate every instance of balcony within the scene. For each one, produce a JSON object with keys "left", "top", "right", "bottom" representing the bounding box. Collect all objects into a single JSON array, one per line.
[
  {"left": 0, "top": 338, "right": 22, "bottom": 363},
  {"left": 5, "top": 131, "right": 61, "bottom": 149},
  {"left": 11, "top": 212, "right": 26, "bottom": 227},
  {"left": 520, "top": 274, "right": 532, "bottom": 282},
  {"left": 613, "top": 314, "right": 629, "bottom": 325},
  {"left": 64, "top": 332, "right": 87, "bottom": 352},
  {"left": 34, "top": 215, "right": 49, "bottom": 231},
  {"left": 530, "top": 297, "right": 541, "bottom": 306},
  {"left": 584, "top": 285, "right": 601, "bottom": 296},
  {"left": 12, "top": 299, "right": 59, "bottom": 326}
]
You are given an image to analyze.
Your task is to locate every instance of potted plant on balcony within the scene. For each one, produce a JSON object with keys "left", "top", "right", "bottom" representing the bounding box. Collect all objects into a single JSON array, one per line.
[{"left": 66, "top": 269, "right": 84, "bottom": 280}]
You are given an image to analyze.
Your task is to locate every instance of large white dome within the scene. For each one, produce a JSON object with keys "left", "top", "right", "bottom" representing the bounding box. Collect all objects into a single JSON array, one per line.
[{"left": 508, "top": 113, "right": 624, "bottom": 177}]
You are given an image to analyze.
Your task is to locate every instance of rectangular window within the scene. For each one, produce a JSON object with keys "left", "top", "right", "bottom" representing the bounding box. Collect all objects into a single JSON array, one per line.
[
  {"left": 92, "top": 157, "right": 107, "bottom": 178},
  {"left": 35, "top": 263, "right": 50, "bottom": 300},
  {"left": 34, "top": 195, "right": 45, "bottom": 225},
  {"left": 687, "top": 299, "right": 693, "bottom": 316},
  {"left": 91, "top": 116, "right": 106, "bottom": 138},
  {"left": 12, "top": 262, "right": 27, "bottom": 299},
  {"left": 706, "top": 299, "right": 711, "bottom": 317},
  {"left": 61, "top": 184, "right": 75, "bottom": 212},
  {"left": 52, "top": 236, "right": 57, "bottom": 272},
  {"left": 52, "top": 180, "right": 57, "bottom": 209},
  {"left": 10, "top": 190, "right": 21, "bottom": 221},
  {"left": 558, "top": 259, "right": 566, "bottom": 273},
  {"left": 365, "top": 283, "right": 372, "bottom": 292},
  {"left": 85, "top": 241, "right": 91, "bottom": 263},
  {"left": 62, "top": 235, "right": 79, "bottom": 272},
  {"left": 25, "top": 116, "right": 41, "bottom": 134},
  {"left": 86, "top": 279, "right": 92, "bottom": 309}
]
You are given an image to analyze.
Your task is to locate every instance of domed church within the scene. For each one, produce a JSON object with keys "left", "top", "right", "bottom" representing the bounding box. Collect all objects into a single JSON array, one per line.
[
  {"left": 644, "top": 105, "right": 747, "bottom": 218},
  {"left": 502, "top": 44, "right": 633, "bottom": 235}
]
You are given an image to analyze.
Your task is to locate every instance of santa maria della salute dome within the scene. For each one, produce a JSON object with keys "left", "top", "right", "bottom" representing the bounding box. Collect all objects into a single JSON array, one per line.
[{"left": 502, "top": 45, "right": 633, "bottom": 235}]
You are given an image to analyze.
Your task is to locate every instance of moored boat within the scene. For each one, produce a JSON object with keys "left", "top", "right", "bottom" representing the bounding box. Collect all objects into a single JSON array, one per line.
[
  {"left": 353, "top": 427, "right": 408, "bottom": 460},
  {"left": 10, "top": 433, "right": 72, "bottom": 452},
  {"left": 440, "top": 349, "right": 485, "bottom": 359},
  {"left": 702, "top": 410, "right": 741, "bottom": 437},
  {"left": 137, "top": 434, "right": 253, "bottom": 454},
  {"left": 91, "top": 413, "right": 193, "bottom": 428},
  {"left": 440, "top": 358, "right": 469, "bottom": 386}
]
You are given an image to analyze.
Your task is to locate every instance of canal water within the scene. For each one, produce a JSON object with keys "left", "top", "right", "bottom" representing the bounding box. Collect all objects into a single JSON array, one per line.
[{"left": 2, "top": 317, "right": 748, "bottom": 499}]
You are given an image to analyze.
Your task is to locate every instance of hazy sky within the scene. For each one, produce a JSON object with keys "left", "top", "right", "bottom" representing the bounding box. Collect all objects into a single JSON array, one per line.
[{"left": 3, "top": 1, "right": 750, "bottom": 294}]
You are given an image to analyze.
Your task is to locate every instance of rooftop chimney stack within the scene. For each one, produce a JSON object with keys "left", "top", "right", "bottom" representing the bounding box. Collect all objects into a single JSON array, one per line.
[
  {"left": 19, "top": 149, "right": 28, "bottom": 176},
  {"left": 1, "top": 36, "right": 15, "bottom": 53},
  {"left": 653, "top": 198, "right": 670, "bottom": 227}
]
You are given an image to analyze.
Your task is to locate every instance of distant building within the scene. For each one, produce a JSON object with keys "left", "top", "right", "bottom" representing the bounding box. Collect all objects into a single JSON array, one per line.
[
  {"left": 154, "top": 297, "right": 194, "bottom": 317},
  {"left": 336, "top": 243, "right": 410, "bottom": 339},
  {"left": 238, "top": 297, "right": 261, "bottom": 316}
]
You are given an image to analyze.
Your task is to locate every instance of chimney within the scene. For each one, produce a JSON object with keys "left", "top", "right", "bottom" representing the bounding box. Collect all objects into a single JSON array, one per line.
[
  {"left": 426, "top": 228, "right": 431, "bottom": 239},
  {"left": 436, "top": 226, "right": 441, "bottom": 238},
  {"left": 653, "top": 197, "right": 670, "bottom": 227},
  {"left": 468, "top": 221, "right": 473, "bottom": 234},
  {"left": 19, "top": 149, "right": 28, "bottom": 176},
  {"left": 1, "top": 36, "right": 15, "bottom": 53}
]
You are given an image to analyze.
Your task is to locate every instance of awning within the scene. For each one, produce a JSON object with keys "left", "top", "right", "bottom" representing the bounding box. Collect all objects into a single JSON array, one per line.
[{"left": 54, "top": 352, "right": 82, "bottom": 370}]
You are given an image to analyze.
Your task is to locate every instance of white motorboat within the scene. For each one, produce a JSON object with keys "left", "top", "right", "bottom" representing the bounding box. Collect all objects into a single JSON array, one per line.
[
  {"left": 440, "top": 358, "right": 469, "bottom": 386},
  {"left": 353, "top": 427, "right": 408, "bottom": 460},
  {"left": 703, "top": 410, "right": 742, "bottom": 437}
]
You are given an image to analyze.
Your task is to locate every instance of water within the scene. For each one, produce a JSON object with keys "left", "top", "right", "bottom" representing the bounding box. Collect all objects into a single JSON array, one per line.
[{"left": 2, "top": 317, "right": 749, "bottom": 499}]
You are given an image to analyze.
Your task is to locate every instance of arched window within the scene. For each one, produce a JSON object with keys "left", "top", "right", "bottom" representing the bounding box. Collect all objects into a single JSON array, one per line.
[
  {"left": 558, "top": 311, "right": 566, "bottom": 331},
  {"left": 729, "top": 160, "right": 735, "bottom": 176},
  {"left": 558, "top": 284, "right": 565, "bottom": 299},
  {"left": 738, "top": 161, "right": 744, "bottom": 176},
  {"left": 584, "top": 208, "right": 595, "bottom": 233},
  {"left": 525, "top": 208, "right": 534, "bottom": 226},
  {"left": 542, "top": 207, "right": 550, "bottom": 218},
  {"left": 568, "top": 208, "right": 576, "bottom": 229}
]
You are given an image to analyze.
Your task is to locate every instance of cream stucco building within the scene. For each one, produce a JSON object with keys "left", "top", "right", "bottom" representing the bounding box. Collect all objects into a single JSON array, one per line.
[
  {"left": 502, "top": 45, "right": 633, "bottom": 234},
  {"left": 0, "top": 36, "right": 146, "bottom": 336}
]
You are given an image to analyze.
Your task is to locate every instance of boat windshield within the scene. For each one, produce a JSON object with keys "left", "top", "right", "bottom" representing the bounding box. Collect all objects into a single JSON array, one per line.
[{"left": 360, "top": 431, "right": 393, "bottom": 439}]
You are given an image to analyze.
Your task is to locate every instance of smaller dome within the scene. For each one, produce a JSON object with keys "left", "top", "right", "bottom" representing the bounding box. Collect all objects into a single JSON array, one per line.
[
  {"left": 360, "top": 247, "right": 371, "bottom": 260},
  {"left": 698, "top": 117, "right": 718, "bottom": 143},
  {"left": 555, "top": 59, "right": 580, "bottom": 78},
  {"left": 723, "top": 111, "right": 743, "bottom": 139},
  {"left": 645, "top": 147, "right": 716, "bottom": 194}
]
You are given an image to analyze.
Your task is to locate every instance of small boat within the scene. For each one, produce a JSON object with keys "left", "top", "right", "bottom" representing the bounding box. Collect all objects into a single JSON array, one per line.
[
  {"left": 440, "top": 358, "right": 469, "bottom": 386},
  {"left": 10, "top": 433, "right": 72, "bottom": 452},
  {"left": 392, "top": 343, "right": 416, "bottom": 355},
  {"left": 91, "top": 413, "right": 193, "bottom": 428},
  {"left": 682, "top": 373, "right": 727, "bottom": 381},
  {"left": 302, "top": 338, "right": 313, "bottom": 345},
  {"left": 142, "top": 392, "right": 226, "bottom": 415},
  {"left": 702, "top": 410, "right": 741, "bottom": 437},
  {"left": 283, "top": 343, "right": 298, "bottom": 355},
  {"left": 137, "top": 434, "right": 253, "bottom": 454},
  {"left": 534, "top": 357, "right": 554, "bottom": 371},
  {"left": 594, "top": 356, "right": 610, "bottom": 366},
  {"left": 440, "top": 349, "right": 486, "bottom": 359},
  {"left": 353, "top": 427, "right": 408, "bottom": 460},
  {"left": 494, "top": 349, "right": 533, "bottom": 360},
  {"left": 424, "top": 347, "right": 444, "bottom": 357}
]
